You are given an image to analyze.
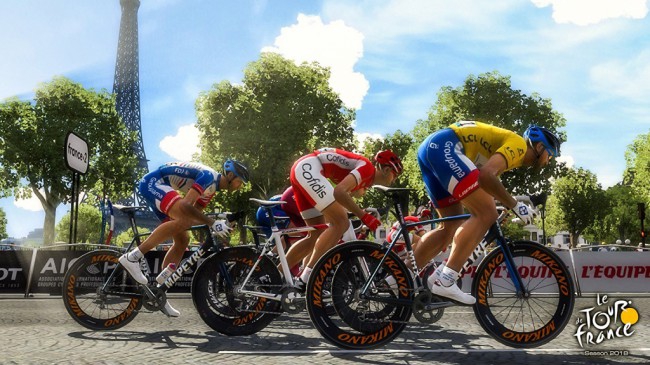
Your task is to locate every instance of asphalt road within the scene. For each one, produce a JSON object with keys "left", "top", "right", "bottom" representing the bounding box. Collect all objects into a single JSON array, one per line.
[{"left": 1, "top": 295, "right": 649, "bottom": 365}]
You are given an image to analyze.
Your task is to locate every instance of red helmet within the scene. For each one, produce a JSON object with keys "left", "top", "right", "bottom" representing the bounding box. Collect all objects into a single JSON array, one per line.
[{"left": 374, "top": 149, "right": 403, "bottom": 175}]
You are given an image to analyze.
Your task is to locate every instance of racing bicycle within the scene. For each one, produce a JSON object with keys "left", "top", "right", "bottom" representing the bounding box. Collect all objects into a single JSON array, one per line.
[
  {"left": 190, "top": 198, "right": 348, "bottom": 336},
  {"left": 305, "top": 185, "right": 575, "bottom": 349},
  {"left": 62, "top": 204, "right": 240, "bottom": 330}
]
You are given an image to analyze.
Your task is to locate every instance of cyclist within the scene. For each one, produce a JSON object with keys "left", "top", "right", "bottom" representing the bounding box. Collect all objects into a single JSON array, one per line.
[
  {"left": 414, "top": 121, "right": 560, "bottom": 305},
  {"left": 285, "top": 148, "right": 403, "bottom": 291},
  {"left": 119, "top": 160, "right": 250, "bottom": 316}
]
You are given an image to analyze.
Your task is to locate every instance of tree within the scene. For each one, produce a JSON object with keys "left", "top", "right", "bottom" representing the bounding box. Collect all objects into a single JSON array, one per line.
[
  {"left": 0, "top": 77, "right": 141, "bottom": 245},
  {"left": 55, "top": 204, "right": 103, "bottom": 244},
  {"left": 356, "top": 130, "right": 416, "bottom": 218},
  {"left": 408, "top": 71, "right": 567, "bottom": 197},
  {"left": 113, "top": 226, "right": 151, "bottom": 248},
  {"left": 624, "top": 132, "right": 650, "bottom": 202},
  {"left": 196, "top": 52, "right": 356, "bottom": 213},
  {"left": 584, "top": 184, "right": 647, "bottom": 244},
  {"left": 0, "top": 208, "right": 7, "bottom": 240},
  {"left": 546, "top": 168, "right": 608, "bottom": 247}
]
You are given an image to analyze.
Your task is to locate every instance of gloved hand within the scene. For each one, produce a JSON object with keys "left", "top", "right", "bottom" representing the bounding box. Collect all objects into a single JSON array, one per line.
[
  {"left": 211, "top": 219, "right": 232, "bottom": 238},
  {"left": 512, "top": 202, "right": 536, "bottom": 225},
  {"left": 361, "top": 212, "right": 382, "bottom": 231}
]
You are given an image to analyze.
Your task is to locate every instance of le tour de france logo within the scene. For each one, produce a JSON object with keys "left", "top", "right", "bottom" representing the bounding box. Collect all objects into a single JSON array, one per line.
[{"left": 574, "top": 293, "right": 639, "bottom": 352}]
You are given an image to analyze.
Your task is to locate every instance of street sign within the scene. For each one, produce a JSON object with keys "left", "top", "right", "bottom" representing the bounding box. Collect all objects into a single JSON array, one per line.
[{"left": 64, "top": 132, "right": 89, "bottom": 175}]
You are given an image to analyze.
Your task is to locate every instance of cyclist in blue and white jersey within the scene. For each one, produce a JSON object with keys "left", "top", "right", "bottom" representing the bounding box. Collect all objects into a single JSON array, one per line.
[{"left": 119, "top": 160, "right": 250, "bottom": 317}]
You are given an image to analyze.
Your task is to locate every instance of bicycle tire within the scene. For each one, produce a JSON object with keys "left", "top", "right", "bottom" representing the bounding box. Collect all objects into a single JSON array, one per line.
[
  {"left": 192, "top": 246, "right": 283, "bottom": 336},
  {"left": 62, "top": 249, "right": 143, "bottom": 330},
  {"left": 306, "top": 240, "right": 413, "bottom": 349},
  {"left": 472, "top": 241, "right": 575, "bottom": 348}
]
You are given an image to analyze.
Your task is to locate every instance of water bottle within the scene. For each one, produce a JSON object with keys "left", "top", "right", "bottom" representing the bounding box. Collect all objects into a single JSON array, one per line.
[{"left": 156, "top": 263, "right": 177, "bottom": 284}]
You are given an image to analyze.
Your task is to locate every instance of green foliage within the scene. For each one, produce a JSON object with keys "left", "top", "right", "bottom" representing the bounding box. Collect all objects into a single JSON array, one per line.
[
  {"left": 0, "top": 208, "right": 7, "bottom": 240},
  {"left": 0, "top": 76, "right": 141, "bottom": 244},
  {"left": 584, "top": 184, "right": 646, "bottom": 243},
  {"left": 55, "top": 203, "right": 103, "bottom": 244},
  {"left": 624, "top": 132, "right": 650, "bottom": 202},
  {"left": 113, "top": 226, "right": 151, "bottom": 248},
  {"left": 356, "top": 130, "right": 416, "bottom": 215},
  {"left": 546, "top": 167, "right": 607, "bottom": 247},
  {"left": 407, "top": 71, "right": 567, "bottom": 200},
  {"left": 196, "top": 52, "right": 356, "bottom": 222}
]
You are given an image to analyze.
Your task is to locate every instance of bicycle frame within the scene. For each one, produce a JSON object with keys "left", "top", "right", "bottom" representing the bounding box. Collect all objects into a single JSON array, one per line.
[
  {"left": 359, "top": 191, "right": 528, "bottom": 304},
  {"left": 237, "top": 215, "right": 328, "bottom": 301}
]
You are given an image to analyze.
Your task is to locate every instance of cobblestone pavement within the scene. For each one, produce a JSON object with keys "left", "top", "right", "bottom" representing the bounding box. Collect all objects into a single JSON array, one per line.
[{"left": 1, "top": 295, "right": 648, "bottom": 365}]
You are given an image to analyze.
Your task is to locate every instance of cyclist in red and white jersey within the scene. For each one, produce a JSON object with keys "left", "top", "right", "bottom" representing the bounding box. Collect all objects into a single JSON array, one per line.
[
  {"left": 285, "top": 148, "right": 403, "bottom": 291},
  {"left": 119, "top": 160, "right": 250, "bottom": 316}
]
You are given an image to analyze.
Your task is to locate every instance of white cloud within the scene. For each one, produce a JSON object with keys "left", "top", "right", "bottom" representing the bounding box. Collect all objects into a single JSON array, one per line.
[
  {"left": 590, "top": 50, "right": 650, "bottom": 101},
  {"left": 531, "top": 0, "right": 648, "bottom": 26},
  {"left": 159, "top": 124, "right": 200, "bottom": 161},
  {"left": 14, "top": 191, "right": 44, "bottom": 212},
  {"left": 262, "top": 14, "right": 369, "bottom": 110}
]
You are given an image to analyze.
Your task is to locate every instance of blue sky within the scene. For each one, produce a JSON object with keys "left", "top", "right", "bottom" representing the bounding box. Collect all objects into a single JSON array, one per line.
[{"left": 1, "top": 0, "right": 649, "bottom": 238}]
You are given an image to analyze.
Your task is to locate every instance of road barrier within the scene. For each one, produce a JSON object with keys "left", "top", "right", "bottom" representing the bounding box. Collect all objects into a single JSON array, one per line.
[{"left": 1, "top": 243, "right": 648, "bottom": 297}]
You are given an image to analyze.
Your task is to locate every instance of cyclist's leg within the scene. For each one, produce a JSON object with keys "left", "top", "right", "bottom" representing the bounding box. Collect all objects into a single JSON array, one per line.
[
  {"left": 163, "top": 230, "right": 190, "bottom": 269},
  {"left": 284, "top": 216, "right": 324, "bottom": 270},
  {"left": 446, "top": 190, "right": 497, "bottom": 272},
  {"left": 414, "top": 204, "right": 463, "bottom": 269},
  {"left": 305, "top": 202, "right": 349, "bottom": 269}
]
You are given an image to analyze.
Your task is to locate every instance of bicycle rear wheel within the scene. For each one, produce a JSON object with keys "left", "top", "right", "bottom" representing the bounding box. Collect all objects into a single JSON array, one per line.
[
  {"left": 62, "top": 249, "right": 143, "bottom": 330},
  {"left": 192, "top": 246, "right": 283, "bottom": 336},
  {"left": 472, "top": 241, "right": 575, "bottom": 348},
  {"left": 306, "top": 241, "right": 413, "bottom": 350}
]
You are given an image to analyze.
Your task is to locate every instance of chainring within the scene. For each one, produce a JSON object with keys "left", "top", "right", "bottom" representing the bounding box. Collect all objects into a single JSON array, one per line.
[
  {"left": 412, "top": 291, "right": 444, "bottom": 324},
  {"left": 280, "top": 288, "right": 305, "bottom": 314},
  {"left": 142, "top": 286, "right": 167, "bottom": 311}
]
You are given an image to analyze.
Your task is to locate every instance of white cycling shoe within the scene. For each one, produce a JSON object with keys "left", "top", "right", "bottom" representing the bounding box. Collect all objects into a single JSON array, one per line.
[
  {"left": 161, "top": 300, "right": 180, "bottom": 317},
  {"left": 428, "top": 273, "right": 476, "bottom": 306},
  {"left": 118, "top": 254, "right": 148, "bottom": 285}
]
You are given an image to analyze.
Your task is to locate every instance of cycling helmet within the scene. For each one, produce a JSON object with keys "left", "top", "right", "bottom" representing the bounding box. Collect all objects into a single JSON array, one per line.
[
  {"left": 523, "top": 125, "right": 561, "bottom": 157},
  {"left": 223, "top": 159, "right": 250, "bottom": 183},
  {"left": 374, "top": 149, "right": 403, "bottom": 175}
]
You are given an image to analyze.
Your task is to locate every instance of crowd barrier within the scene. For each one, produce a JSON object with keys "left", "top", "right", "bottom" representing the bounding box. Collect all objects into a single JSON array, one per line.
[{"left": 1, "top": 243, "right": 648, "bottom": 297}]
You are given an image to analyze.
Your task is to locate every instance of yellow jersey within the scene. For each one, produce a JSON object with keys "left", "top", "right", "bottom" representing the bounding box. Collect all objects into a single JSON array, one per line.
[{"left": 449, "top": 121, "right": 527, "bottom": 171}]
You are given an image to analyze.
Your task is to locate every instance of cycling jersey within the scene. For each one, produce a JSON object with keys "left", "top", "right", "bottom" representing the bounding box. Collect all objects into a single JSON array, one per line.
[
  {"left": 418, "top": 121, "right": 526, "bottom": 208},
  {"left": 138, "top": 162, "right": 221, "bottom": 221},
  {"left": 449, "top": 121, "right": 527, "bottom": 171},
  {"left": 290, "top": 148, "right": 375, "bottom": 219}
]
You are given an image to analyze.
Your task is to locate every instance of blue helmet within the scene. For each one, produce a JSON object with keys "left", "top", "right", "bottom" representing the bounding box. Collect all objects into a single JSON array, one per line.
[
  {"left": 255, "top": 195, "right": 289, "bottom": 237},
  {"left": 223, "top": 159, "right": 250, "bottom": 183},
  {"left": 523, "top": 125, "right": 561, "bottom": 157}
]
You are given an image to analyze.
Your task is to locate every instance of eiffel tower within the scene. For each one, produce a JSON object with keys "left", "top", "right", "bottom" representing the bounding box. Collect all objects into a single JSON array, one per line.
[{"left": 112, "top": 0, "right": 159, "bottom": 231}]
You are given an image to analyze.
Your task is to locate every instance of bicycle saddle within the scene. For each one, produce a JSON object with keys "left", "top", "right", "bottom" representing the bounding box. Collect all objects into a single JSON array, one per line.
[{"left": 250, "top": 198, "right": 287, "bottom": 207}]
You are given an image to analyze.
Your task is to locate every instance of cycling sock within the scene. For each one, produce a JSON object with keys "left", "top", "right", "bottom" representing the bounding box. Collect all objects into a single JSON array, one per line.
[
  {"left": 126, "top": 248, "right": 144, "bottom": 262},
  {"left": 438, "top": 266, "right": 460, "bottom": 287},
  {"left": 300, "top": 267, "right": 312, "bottom": 283}
]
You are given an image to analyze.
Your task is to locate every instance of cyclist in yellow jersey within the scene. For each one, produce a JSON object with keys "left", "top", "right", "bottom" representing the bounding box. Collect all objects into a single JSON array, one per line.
[{"left": 414, "top": 121, "right": 561, "bottom": 305}]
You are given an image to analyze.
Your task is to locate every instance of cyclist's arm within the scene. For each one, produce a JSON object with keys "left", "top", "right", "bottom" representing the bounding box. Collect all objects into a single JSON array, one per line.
[
  {"left": 478, "top": 153, "right": 517, "bottom": 209},
  {"left": 180, "top": 188, "right": 214, "bottom": 226},
  {"left": 333, "top": 174, "right": 367, "bottom": 219}
]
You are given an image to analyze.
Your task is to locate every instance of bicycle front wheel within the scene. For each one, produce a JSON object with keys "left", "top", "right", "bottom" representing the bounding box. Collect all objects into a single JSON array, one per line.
[
  {"left": 62, "top": 249, "right": 143, "bottom": 330},
  {"left": 306, "top": 241, "right": 413, "bottom": 350},
  {"left": 472, "top": 241, "right": 575, "bottom": 348},
  {"left": 192, "top": 246, "right": 283, "bottom": 336}
]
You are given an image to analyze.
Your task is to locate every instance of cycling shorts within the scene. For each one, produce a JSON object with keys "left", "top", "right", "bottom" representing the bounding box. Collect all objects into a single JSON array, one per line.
[
  {"left": 290, "top": 155, "right": 333, "bottom": 219},
  {"left": 417, "top": 128, "right": 480, "bottom": 208},
  {"left": 138, "top": 170, "right": 181, "bottom": 221}
]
